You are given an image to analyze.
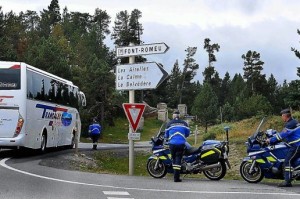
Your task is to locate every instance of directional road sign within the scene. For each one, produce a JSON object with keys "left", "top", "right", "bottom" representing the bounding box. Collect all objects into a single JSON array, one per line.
[
  {"left": 116, "top": 43, "right": 169, "bottom": 57},
  {"left": 123, "top": 103, "right": 146, "bottom": 133},
  {"left": 116, "top": 62, "right": 169, "bottom": 90}
]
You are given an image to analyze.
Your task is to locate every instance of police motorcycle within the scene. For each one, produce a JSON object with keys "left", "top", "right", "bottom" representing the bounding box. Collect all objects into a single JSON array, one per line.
[
  {"left": 146, "top": 124, "right": 230, "bottom": 180},
  {"left": 240, "top": 117, "right": 300, "bottom": 183}
]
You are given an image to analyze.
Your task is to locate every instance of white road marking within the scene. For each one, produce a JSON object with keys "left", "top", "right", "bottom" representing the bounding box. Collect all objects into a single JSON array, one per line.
[
  {"left": 103, "top": 191, "right": 130, "bottom": 195},
  {"left": 0, "top": 158, "right": 299, "bottom": 196},
  {"left": 107, "top": 198, "right": 134, "bottom": 199},
  {"left": 103, "top": 191, "right": 134, "bottom": 199}
]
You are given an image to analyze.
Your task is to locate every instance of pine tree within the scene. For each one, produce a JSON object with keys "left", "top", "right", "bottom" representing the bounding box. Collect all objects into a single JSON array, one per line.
[
  {"left": 112, "top": 9, "right": 143, "bottom": 46},
  {"left": 266, "top": 74, "right": 282, "bottom": 112},
  {"left": 179, "top": 47, "right": 199, "bottom": 104},
  {"left": 92, "top": 8, "right": 111, "bottom": 47},
  {"left": 39, "top": 0, "right": 61, "bottom": 37},
  {"left": 111, "top": 9, "right": 144, "bottom": 64},
  {"left": 291, "top": 29, "right": 300, "bottom": 77},
  {"left": 191, "top": 83, "right": 218, "bottom": 133},
  {"left": 242, "top": 50, "right": 267, "bottom": 96},
  {"left": 204, "top": 38, "right": 220, "bottom": 67},
  {"left": 219, "top": 72, "right": 231, "bottom": 106},
  {"left": 165, "top": 60, "right": 182, "bottom": 108},
  {"left": 0, "top": 11, "right": 24, "bottom": 60},
  {"left": 202, "top": 38, "right": 221, "bottom": 97}
]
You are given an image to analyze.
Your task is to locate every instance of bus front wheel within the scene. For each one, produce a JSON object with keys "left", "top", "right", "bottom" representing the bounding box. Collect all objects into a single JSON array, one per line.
[
  {"left": 67, "top": 132, "right": 75, "bottom": 149},
  {"left": 40, "top": 132, "right": 47, "bottom": 153}
]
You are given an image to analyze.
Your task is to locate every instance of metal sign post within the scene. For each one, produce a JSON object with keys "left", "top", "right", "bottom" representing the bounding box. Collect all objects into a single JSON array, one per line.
[
  {"left": 128, "top": 52, "right": 135, "bottom": 176},
  {"left": 122, "top": 102, "right": 146, "bottom": 174}
]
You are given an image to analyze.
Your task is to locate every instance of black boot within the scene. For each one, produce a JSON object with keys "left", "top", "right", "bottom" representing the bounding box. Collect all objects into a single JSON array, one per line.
[
  {"left": 174, "top": 170, "right": 181, "bottom": 182},
  {"left": 174, "top": 179, "right": 182, "bottom": 182},
  {"left": 279, "top": 171, "right": 293, "bottom": 187},
  {"left": 278, "top": 181, "right": 292, "bottom": 187}
]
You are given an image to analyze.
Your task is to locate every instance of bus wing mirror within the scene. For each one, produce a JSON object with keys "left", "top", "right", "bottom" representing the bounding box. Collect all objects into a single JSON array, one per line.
[{"left": 79, "top": 91, "right": 86, "bottom": 107}]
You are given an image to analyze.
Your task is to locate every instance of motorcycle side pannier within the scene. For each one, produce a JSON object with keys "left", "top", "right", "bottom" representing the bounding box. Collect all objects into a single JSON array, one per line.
[{"left": 199, "top": 146, "right": 221, "bottom": 163}]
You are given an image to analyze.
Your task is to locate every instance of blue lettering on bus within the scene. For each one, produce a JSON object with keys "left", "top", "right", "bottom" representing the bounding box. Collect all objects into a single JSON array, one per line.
[{"left": 36, "top": 104, "right": 72, "bottom": 126}]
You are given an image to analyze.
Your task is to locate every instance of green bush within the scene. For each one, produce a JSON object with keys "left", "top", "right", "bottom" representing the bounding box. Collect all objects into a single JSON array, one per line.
[
  {"left": 293, "top": 111, "right": 300, "bottom": 121},
  {"left": 202, "top": 131, "right": 216, "bottom": 140}
]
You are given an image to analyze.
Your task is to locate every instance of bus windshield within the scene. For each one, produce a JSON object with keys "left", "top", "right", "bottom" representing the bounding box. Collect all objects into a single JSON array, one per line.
[{"left": 0, "top": 65, "right": 21, "bottom": 90}]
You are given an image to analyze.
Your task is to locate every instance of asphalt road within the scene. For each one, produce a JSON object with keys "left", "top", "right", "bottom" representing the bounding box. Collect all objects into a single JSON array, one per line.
[{"left": 0, "top": 143, "right": 299, "bottom": 199}]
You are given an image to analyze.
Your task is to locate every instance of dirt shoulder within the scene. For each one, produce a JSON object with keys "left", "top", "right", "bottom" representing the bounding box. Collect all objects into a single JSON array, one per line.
[{"left": 39, "top": 149, "right": 99, "bottom": 171}]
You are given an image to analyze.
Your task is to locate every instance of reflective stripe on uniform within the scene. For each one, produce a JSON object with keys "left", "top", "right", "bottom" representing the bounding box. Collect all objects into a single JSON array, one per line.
[
  {"left": 169, "top": 132, "right": 185, "bottom": 140},
  {"left": 173, "top": 164, "right": 181, "bottom": 170},
  {"left": 285, "top": 167, "right": 293, "bottom": 172},
  {"left": 275, "top": 133, "right": 282, "bottom": 141},
  {"left": 288, "top": 138, "right": 300, "bottom": 145}
]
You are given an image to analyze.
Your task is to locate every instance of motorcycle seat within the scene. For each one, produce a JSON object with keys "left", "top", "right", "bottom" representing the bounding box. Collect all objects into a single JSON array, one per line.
[{"left": 185, "top": 146, "right": 202, "bottom": 155}]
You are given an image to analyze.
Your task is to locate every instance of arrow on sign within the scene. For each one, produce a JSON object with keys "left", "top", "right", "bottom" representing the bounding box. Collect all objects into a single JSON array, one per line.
[
  {"left": 116, "top": 42, "right": 169, "bottom": 57},
  {"left": 123, "top": 103, "right": 146, "bottom": 133},
  {"left": 116, "top": 62, "right": 169, "bottom": 90}
]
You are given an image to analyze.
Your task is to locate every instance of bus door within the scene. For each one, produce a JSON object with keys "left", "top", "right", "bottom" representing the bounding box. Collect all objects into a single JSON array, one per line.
[
  {"left": 57, "top": 108, "right": 73, "bottom": 146},
  {"left": 48, "top": 115, "right": 59, "bottom": 148}
]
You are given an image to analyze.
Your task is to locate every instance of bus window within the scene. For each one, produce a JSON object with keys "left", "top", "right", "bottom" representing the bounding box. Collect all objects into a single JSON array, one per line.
[{"left": 0, "top": 66, "right": 21, "bottom": 90}]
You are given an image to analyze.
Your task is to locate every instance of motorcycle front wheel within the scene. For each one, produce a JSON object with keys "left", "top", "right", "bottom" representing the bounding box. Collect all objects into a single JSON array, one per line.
[
  {"left": 203, "top": 160, "right": 227, "bottom": 180},
  {"left": 240, "top": 161, "right": 264, "bottom": 183},
  {"left": 147, "top": 158, "right": 167, "bottom": 178}
]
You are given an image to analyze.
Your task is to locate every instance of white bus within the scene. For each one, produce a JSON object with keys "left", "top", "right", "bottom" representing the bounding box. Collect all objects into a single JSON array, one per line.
[{"left": 0, "top": 61, "right": 86, "bottom": 151}]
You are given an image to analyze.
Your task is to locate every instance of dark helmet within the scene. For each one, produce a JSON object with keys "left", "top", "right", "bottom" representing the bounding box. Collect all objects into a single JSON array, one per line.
[
  {"left": 280, "top": 108, "right": 291, "bottom": 115},
  {"left": 173, "top": 109, "right": 180, "bottom": 114},
  {"left": 172, "top": 109, "right": 180, "bottom": 119}
]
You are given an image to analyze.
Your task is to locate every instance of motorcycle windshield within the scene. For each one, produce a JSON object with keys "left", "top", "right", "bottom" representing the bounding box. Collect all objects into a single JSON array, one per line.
[
  {"left": 251, "top": 117, "right": 267, "bottom": 138},
  {"left": 158, "top": 122, "right": 167, "bottom": 136}
]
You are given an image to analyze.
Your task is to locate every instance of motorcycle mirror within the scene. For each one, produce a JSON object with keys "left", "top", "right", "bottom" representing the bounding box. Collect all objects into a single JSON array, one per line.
[{"left": 224, "top": 126, "right": 230, "bottom": 142}]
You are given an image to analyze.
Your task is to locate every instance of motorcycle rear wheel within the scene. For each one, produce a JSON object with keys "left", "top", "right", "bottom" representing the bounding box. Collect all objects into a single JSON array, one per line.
[
  {"left": 203, "top": 160, "right": 227, "bottom": 180},
  {"left": 147, "top": 158, "right": 167, "bottom": 178},
  {"left": 240, "top": 161, "right": 264, "bottom": 183}
]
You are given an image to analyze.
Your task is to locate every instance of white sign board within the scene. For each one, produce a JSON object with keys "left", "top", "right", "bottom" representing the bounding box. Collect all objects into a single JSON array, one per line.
[
  {"left": 116, "top": 43, "right": 169, "bottom": 57},
  {"left": 128, "top": 133, "right": 141, "bottom": 140},
  {"left": 116, "top": 62, "right": 168, "bottom": 90}
]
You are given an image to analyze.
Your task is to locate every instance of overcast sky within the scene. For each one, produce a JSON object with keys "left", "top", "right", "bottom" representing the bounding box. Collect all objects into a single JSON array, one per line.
[{"left": 1, "top": 0, "right": 300, "bottom": 84}]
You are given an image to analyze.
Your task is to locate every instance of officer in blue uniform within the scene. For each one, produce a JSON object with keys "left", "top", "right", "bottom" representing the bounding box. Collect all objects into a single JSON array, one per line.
[
  {"left": 280, "top": 108, "right": 298, "bottom": 129},
  {"left": 88, "top": 118, "right": 102, "bottom": 150},
  {"left": 164, "top": 110, "right": 190, "bottom": 182},
  {"left": 267, "top": 108, "right": 300, "bottom": 187}
]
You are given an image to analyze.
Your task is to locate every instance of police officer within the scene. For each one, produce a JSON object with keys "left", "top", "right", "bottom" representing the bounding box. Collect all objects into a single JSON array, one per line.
[
  {"left": 164, "top": 110, "right": 190, "bottom": 182},
  {"left": 279, "top": 108, "right": 298, "bottom": 129},
  {"left": 88, "top": 118, "right": 102, "bottom": 150},
  {"left": 266, "top": 108, "right": 300, "bottom": 187}
]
